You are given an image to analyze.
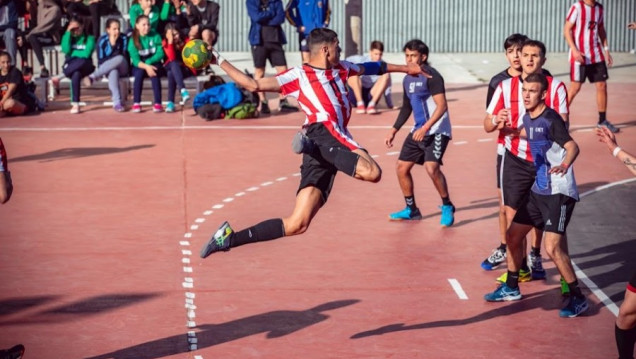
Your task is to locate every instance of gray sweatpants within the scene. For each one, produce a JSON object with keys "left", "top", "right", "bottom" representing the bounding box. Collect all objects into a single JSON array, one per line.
[{"left": 92, "top": 55, "right": 129, "bottom": 105}]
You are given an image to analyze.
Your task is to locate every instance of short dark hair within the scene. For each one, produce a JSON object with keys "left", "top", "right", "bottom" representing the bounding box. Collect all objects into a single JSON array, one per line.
[
  {"left": 0, "top": 51, "right": 10, "bottom": 61},
  {"left": 503, "top": 33, "right": 528, "bottom": 50},
  {"left": 105, "top": 18, "right": 121, "bottom": 30},
  {"left": 370, "top": 40, "right": 384, "bottom": 52},
  {"left": 307, "top": 28, "right": 338, "bottom": 49},
  {"left": 402, "top": 39, "right": 429, "bottom": 64},
  {"left": 525, "top": 72, "right": 548, "bottom": 92},
  {"left": 522, "top": 39, "right": 546, "bottom": 58}
]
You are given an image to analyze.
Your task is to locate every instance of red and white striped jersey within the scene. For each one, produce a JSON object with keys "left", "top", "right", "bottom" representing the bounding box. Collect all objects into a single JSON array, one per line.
[
  {"left": 0, "top": 138, "right": 7, "bottom": 172},
  {"left": 276, "top": 61, "right": 362, "bottom": 149},
  {"left": 486, "top": 76, "right": 569, "bottom": 161},
  {"left": 566, "top": 1, "right": 606, "bottom": 65}
]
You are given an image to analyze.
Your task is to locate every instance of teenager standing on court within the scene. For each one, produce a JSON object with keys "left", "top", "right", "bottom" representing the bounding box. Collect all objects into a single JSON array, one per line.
[
  {"left": 246, "top": 0, "right": 298, "bottom": 114},
  {"left": 384, "top": 39, "right": 455, "bottom": 227},
  {"left": 564, "top": 0, "right": 619, "bottom": 133},
  {"left": 200, "top": 28, "right": 426, "bottom": 258},
  {"left": 480, "top": 33, "right": 528, "bottom": 271},
  {"left": 484, "top": 40, "right": 569, "bottom": 284},
  {"left": 484, "top": 73, "right": 588, "bottom": 318}
]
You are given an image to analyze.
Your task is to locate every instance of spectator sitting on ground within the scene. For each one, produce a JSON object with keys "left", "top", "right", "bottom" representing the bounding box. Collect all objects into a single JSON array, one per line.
[
  {"left": 346, "top": 40, "right": 397, "bottom": 114},
  {"left": 0, "top": 51, "right": 38, "bottom": 117},
  {"left": 185, "top": 0, "right": 219, "bottom": 47},
  {"left": 0, "top": 1, "right": 19, "bottom": 66}
]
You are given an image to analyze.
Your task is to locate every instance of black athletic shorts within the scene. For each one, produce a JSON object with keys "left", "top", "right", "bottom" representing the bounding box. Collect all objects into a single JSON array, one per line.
[
  {"left": 571, "top": 61, "right": 609, "bottom": 83},
  {"left": 628, "top": 269, "right": 636, "bottom": 293},
  {"left": 251, "top": 42, "right": 287, "bottom": 69},
  {"left": 513, "top": 192, "right": 576, "bottom": 235},
  {"left": 496, "top": 153, "right": 503, "bottom": 189},
  {"left": 297, "top": 123, "right": 356, "bottom": 204},
  {"left": 501, "top": 150, "right": 535, "bottom": 210},
  {"left": 398, "top": 132, "right": 450, "bottom": 165}
]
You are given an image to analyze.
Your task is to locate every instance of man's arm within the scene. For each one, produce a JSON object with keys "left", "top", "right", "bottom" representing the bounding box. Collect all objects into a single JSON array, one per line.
[
  {"left": 385, "top": 91, "right": 412, "bottom": 148},
  {"left": 563, "top": 21, "right": 584, "bottom": 63},
  {"left": 550, "top": 140, "right": 579, "bottom": 176},
  {"left": 598, "top": 22, "right": 612, "bottom": 67},
  {"left": 355, "top": 61, "right": 428, "bottom": 78},
  {"left": 213, "top": 51, "right": 280, "bottom": 93},
  {"left": 596, "top": 127, "right": 636, "bottom": 176}
]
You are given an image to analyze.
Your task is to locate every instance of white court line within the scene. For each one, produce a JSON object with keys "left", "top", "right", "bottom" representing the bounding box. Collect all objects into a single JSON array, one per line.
[
  {"left": 477, "top": 138, "right": 492, "bottom": 142},
  {"left": 453, "top": 141, "right": 468, "bottom": 145},
  {"left": 1, "top": 123, "right": 620, "bottom": 132},
  {"left": 448, "top": 279, "right": 468, "bottom": 300},
  {"left": 575, "top": 177, "right": 636, "bottom": 317}
]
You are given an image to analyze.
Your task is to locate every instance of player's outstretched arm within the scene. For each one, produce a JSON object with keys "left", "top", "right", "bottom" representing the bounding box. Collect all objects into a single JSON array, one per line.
[
  {"left": 356, "top": 61, "right": 431, "bottom": 78},
  {"left": 596, "top": 127, "right": 636, "bottom": 176},
  {"left": 211, "top": 50, "right": 281, "bottom": 93}
]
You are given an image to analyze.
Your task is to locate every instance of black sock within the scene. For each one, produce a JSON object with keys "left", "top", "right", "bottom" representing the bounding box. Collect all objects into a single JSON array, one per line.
[
  {"left": 231, "top": 218, "right": 285, "bottom": 247},
  {"left": 615, "top": 324, "right": 636, "bottom": 359},
  {"left": 599, "top": 112, "right": 607, "bottom": 124},
  {"left": 498, "top": 243, "right": 507, "bottom": 251},
  {"left": 405, "top": 196, "right": 417, "bottom": 210},
  {"left": 567, "top": 280, "right": 584, "bottom": 298},
  {"left": 531, "top": 246, "right": 540, "bottom": 257},
  {"left": 521, "top": 257, "right": 530, "bottom": 271},
  {"left": 506, "top": 270, "right": 519, "bottom": 289},
  {"left": 441, "top": 196, "right": 452, "bottom": 206}
]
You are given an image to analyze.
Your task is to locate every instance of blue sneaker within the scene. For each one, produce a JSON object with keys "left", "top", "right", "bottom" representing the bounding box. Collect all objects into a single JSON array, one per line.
[
  {"left": 481, "top": 247, "right": 506, "bottom": 270},
  {"left": 200, "top": 221, "right": 233, "bottom": 258},
  {"left": 165, "top": 101, "right": 176, "bottom": 113},
  {"left": 484, "top": 283, "right": 521, "bottom": 302},
  {"left": 559, "top": 295, "right": 589, "bottom": 318},
  {"left": 389, "top": 207, "right": 422, "bottom": 221},
  {"left": 440, "top": 204, "right": 455, "bottom": 227},
  {"left": 180, "top": 88, "right": 190, "bottom": 104}
]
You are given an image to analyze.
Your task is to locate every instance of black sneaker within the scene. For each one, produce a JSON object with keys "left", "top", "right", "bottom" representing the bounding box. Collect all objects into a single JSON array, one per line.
[
  {"left": 279, "top": 98, "right": 299, "bottom": 112},
  {"left": 0, "top": 344, "right": 25, "bottom": 359},
  {"left": 200, "top": 221, "right": 233, "bottom": 258},
  {"left": 291, "top": 131, "right": 316, "bottom": 154},
  {"left": 40, "top": 68, "right": 49, "bottom": 79},
  {"left": 260, "top": 101, "right": 271, "bottom": 114},
  {"left": 597, "top": 120, "right": 620, "bottom": 133}
]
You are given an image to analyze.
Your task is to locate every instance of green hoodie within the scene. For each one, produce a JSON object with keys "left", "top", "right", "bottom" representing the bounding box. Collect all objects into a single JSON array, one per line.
[
  {"left": 128, "top": 31, "right": 165, "bottom": 67},
  {"left": 61, "top": 31, "right": 95, "bottom": 59},
  {"left": 129, "top": 3, "right": 161, "bottom": 32}
]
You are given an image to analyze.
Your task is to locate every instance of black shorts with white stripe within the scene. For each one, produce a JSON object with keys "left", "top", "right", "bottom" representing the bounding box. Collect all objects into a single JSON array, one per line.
[
  {"left": 513, "top": 192, "right": 576, "bottom": 235},
  {"left": 398, "top": 133, "right": 450, "bottom": 165}
]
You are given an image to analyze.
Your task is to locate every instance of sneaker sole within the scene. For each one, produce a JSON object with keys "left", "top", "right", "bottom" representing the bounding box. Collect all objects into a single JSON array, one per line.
[
  {"left": 388, "top": 215, "right": 423, "bottom": 221},
  {"left": 481, "top": 261, "right": 503, "bottom": 271},
  {"left": 559, "top": 303, "right": 589, "bottom": 318},
  {"left": 485, "top": 294, "right": 522, "bottom": 302}
]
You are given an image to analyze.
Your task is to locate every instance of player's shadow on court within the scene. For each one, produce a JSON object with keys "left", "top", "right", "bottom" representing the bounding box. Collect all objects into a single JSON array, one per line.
[
  {"left": 0, "top": 295, "right": 61, "bottom": 317},
  {"left": 419, "top": 198, "right": 500, "bottom": 227},
  {"left": 10, "top": 145, "right": 155, "bottom": 163},
  {"left": 0, "top": 293, "right": 160, "bottom": 326},
  {"left": 84, "top": 299, "right": 359, "bottom": 359},
  {"left": 350, "top": 289, "right": 601, "bottom": 339}
]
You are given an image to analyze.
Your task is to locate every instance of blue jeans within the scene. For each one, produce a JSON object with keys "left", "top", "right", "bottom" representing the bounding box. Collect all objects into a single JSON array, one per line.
[
  {"left": 132, "top": 62, "right": 162, "bottom": 105},
  {"left": 165, "top": 61, "right": 190, "bottom": 103}
]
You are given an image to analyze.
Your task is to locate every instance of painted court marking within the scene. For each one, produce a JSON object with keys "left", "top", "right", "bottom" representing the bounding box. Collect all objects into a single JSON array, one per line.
[
  {"left": 173, "top": 137, "right": 636, "bottom": 354},
  {"left": 448, "top": 279, "right": 468, "bottom": 300}
]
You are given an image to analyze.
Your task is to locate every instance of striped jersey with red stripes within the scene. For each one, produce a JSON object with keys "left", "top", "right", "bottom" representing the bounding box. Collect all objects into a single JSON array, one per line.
[
  {"left": 276, "top": 61, "right": 362, "bottom": 150},
  {"left": 566, "top": 1, "right": 606, "bottom": 65},
  {"left": 0, "top": 138, "right": 7, "bottom": 172},
  {"left": 486, "top": 75, "right": 569, "bottom": 161}
]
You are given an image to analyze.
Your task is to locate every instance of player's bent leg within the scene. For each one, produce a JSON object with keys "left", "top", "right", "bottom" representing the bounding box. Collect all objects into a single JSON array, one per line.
[
  {"left": 352, "top": 148, "right": 381, "bottom": 182},
  {"left": 595, "top": 80, "right": 607, "bottom": 111},
  {"left": 4, "top": 99, "right": 27, "bottom": 115},
  {"left": 282, "top": 186, "right": 323, "bottom": 236},
  {"left": 567, "top": 81, "right": 582, "bottom": 104},
  {"left": 616, "top": 289, "right": 636, "bottom": 359},
  {"left": 395, "top": 160, "right": 416, "bottom": 195}
]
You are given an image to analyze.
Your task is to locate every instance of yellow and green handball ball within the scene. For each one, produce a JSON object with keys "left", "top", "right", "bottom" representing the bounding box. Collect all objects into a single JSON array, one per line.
[{"left": 181, "top": 39, "right": 211, "bottom": 70}]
